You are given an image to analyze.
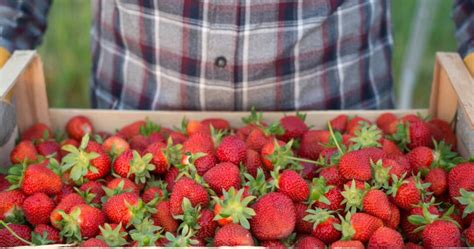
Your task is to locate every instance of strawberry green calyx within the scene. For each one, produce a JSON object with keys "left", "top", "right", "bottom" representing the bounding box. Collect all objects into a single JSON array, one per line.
[
  {"left": 304, "top": 208, "right": 336, "bottom": 229},
  {"left": 334, "top": 212, "right": 355, "bottom": 241},
  {"left": 97, "top": 223, "right": 128, "bottom": 247},
  {"left": 212, "top": 187, "right": 256, "bottom": 229},
  {"left": 31, "top": 231, "right": 53, "bottom": 245},
  {"left": 456, "top": 189, "right": 474, "bottom": 218},
  {"left": 61, "top": 134, "right": 100, "bottom": 184},
  {"left": 387, "top": 122, "right": 410, "bottom": 151},
  {"left": 413, "top": 173, "right": 432, "bottom": 200},
  {"left": 431, "top": 140, "right": 463, "bottom": 170},
  {"left": 6, "top": 162, "right": 27, "bottom": 190},
  {"left": 177, "top": 152, "right": 206, "bottom": 182},
  {"left": 139, "top": 118, "right": 161, "bottom": 137},
  {"left": 266, "top": 140, "right": 313, "bottom": 170},
  {"left": 243, "top": 168, "right": 269, "bottom": 197},
  {"left": 371, "top": 159, "right": 391, "bottom": 188},
  {"left": 176, "top": 117, "right": 189, "bottom": 135},
  {"left": 128, "top": 151, "right": 155, "bottom": 184},
  {"left": 101, "top": 179, "right": 132, "bottom": 202},
  {"left": 408, "top": 205, "right": 459, "bottom": 233},
  {"left": 163, "top": 137, "right": 183, "bottom": 167},
  {"left": 165, "top": 224, "right": 199, "bottom": 247},
  {"left": 386, "top": 173, "right": 408, "bottom": 198},
  {"left": 126, "top": 198, "right": 157, "bottom": 227},
  {"left": 129, "top": 217, "right": 162, "bottom": 246},
  {"left": 210, "top": 125, "right": 229, "bottom": 147},
  {"left": 296, "top": 111, "right": 307, "bottom": 122},
  {"left": 47, "top": 158, "right": 62, "bottom": 176},
  {"left": 2, "top": 206, "right": 26, "bottom": 225},
  {"left": 145, "top": 179, "right": 169, "bottom": 201},
  {"left": 308, "top": 177, "right": 332, "bottom": 206},
  {"left": 349, "top": 123, "right": 382, "bottom": 150},
  {"left": 242, "top": 106, "right": 263, "bottom": 125},
  {"left": 261, "top": 122, "right": 285, "bottom": 137},
  {"left": 74, "top": 187, "right": 97, "bottom": 207},
  {"left": 173, "top": 198, "right": 202, "bottom": 231},
  {"left": 58, "top": 208, "right": 83, "bottom": 243},
  {"left": 341, "top": 180, "right": 364, "bottom": 213}
]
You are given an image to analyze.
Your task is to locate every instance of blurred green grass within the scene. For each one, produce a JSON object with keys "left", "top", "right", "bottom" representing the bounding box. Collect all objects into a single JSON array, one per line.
[{"left": 37, "top": 0, "right": 457, "bottom": 109}]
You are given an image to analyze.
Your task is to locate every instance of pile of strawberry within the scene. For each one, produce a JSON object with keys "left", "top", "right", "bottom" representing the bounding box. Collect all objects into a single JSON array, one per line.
[{"left": 0, "top": 109, "right": 473, "bottom": 248}]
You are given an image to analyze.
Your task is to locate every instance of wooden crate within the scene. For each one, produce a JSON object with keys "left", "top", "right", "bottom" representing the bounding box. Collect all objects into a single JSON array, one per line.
[{"left": 0, "top": 50, "right": 472, "bottom": 166}]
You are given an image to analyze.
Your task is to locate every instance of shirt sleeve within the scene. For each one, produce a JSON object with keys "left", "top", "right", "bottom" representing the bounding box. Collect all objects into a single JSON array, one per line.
[
  {"left": 0, "top": 0, "right": 52, "bottom": 53},
  {"left": 453, "top": 0, "right": 474, "bottom": 57}
]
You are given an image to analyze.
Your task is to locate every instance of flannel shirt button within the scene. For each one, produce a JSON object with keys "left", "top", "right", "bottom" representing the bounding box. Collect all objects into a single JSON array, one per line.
[{"left": 214, "top": 56, "right": 227, "bottom": 68}]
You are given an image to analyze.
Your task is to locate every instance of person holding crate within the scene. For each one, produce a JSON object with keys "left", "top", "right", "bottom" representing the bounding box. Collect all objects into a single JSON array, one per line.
[{"left": 0, "top": 1, "right": 473, "bottom": 145}]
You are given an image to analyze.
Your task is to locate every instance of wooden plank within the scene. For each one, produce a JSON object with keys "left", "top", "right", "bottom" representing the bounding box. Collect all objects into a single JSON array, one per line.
[
  {"left": 0, "top": 51, "right": 36, "bottom": 98},
  {"left": 12, "top": 55, "right": 51, "bottom": 133},
  {"left": 435, "top": 52, "right": 474, "bottom": 127},
  {"left": 48, "top": 108, "right": 428, "bottom": 133}
]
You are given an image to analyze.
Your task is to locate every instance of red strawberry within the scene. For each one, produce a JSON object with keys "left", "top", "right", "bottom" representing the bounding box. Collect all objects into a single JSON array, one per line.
[
  {"left": 144, "top": 142, "right": 175, "bottom": 174},
  {"left": 183, "top": 133, "right": 214, "bottom": 154},
  {"left": 33, "top": 224, "right": 61, "bottom": 243},
  {"left": 294, "top": 203, "right": 313, "bottom": 234},
  {"left": 376, "top": 112, "right": 398, "bottom": 134},
  {"left": 195, "top": 209, "right": 218, "bottom": 240},
  {"left": 186, "top": 120, "right": 209, "bottom": 136},
  {"left": 405, "top": 242, "right": 424, "bottom": 249},
  {"left": 298, "top": 130, "right": 329, "bottom": 160},
  {"left": 401, "top": 205, "right": 440, "bottom": 242},
  {"left": 102, "top": 192, "right": 140, "bottom": 225},
  {"left": 279, "top": 114, "right": 308, "bottom": 141},
  {"left": 152, "top": 200, "right": 178, "bottom": 233},
  {"left": 329, "top": 114, "right": 348, "bottom": 133},
  {"left": 382, "top": 138, "right": 403, "bottom": 156},
  {"left": 201, "top": 118, "right": 230, "bottom": 131},
  {"left": 464, "top": 222, "right": 474, "bottom": 246},
  {"left": 194, "top": 153, "right": 217, "bottom": 176},
  {"left": 118, "top": 120, "right": 146, "bottom": 139},
  {"left": 113, "top": 150, "right": 155, "bottom": 183},
  {"left": 59, "top": 204, "right": 106, "bottom": 239},
  {"left": 425, "top": 168, "right": 447, "bottom": 195},
  {"left": 395, "top": 121, "right": 432, "bottom": 150},
  {"left": 339, "top": 149, "right": 372, "bottom": 181},
  {"left": 142, "top": 186, "right": 166, "bottom": 203},
  {"left": 102, "top": 135, "right": 130, "bottom": 157},
  {"left": 407, "top": 146, "right": 433, "bottom": 173},
  {"left": 8, "top": 161, "right": 62, "bottom": 195},
  {"left": 0, "top": 190, "right": 25, "bottom": 221},
  {"left": 448, "top": 162, "right": 474, "bottom": 204},
  {"left": 261, "top": 240, "right": 286, "bottom": 249},
  {"left": 320, "top": 166, "right": 344, "bottom": 187},
  {"left": 66, "top": 115, "right": 94, "bottom": 141},
  {"left": 428, "top": 118, "right": 456, "bottom": 148},
  {"left": 389, "top": 176, "right": 421, "bottom": 210},
  {"left": 214, "top": 224, "right": 254, "bottom": 246},
  {"left": 21, "top": 123, "right": 52, "bottom": 142},
  {"left": 384, "top": 202, "right": 401, "bottom": 229},
  {"left": 316, "top": 187, "right": 344, "bottom": 211},
  {"left": 36, "top": 140, "right": 61, "bottom": 160},
  {"left": 22, "top": 192, "right": 55, "bottom": 225},
  {"left": 81, "top": 238, "right": 109, "bottom": 247},
  {"left": 167, "top": 131, "right": 187, "bottom": 145},
  {"left": 243, "top": 149, "right": 263, "bottom": 177},
  {"left": 305, "top": 208, "right": 341, "bottom": 244},
  {"left": 339, "top": 212, "right": 384, "bottom": 242},
  {"left": 422, "top": 220, "right": 461, "bottom": 248},
  {"left": 368, "top": 227, "right": 404, "bottom": 249},
  {"left": 10, "top": 140, "right": 38, "bottom": 164},
  {"left": 203, "top": 162, "right": 241, "bottom": 195},
  {"left": 216, "top": 135, "right": 246, "bottom": 165},
  {"left": 0, "top": 224, "right": 32, "bottom": 247},
  {"left": 250, "top": 192, "right": 296, "bottom": 240},
  {"left": 129, "top": 135, "right": 149, "bottom": 153},
  {"left": 50, "top": 193, "right": 85, "bottom": 228},
  {"left": 169, "top": 177, "right": 209, "bottom": 216},
  {"left": 246, "top": 128, "right": 273, "bottom": 152},
  {"left": 79, "top": 181, "right": 105, "bottom": 205},
  {"left": 0, "top": 174, "right": 9, "bottom": 191},
  {"left": 295, "top": 235, "right": 325, "bottom": 249},
  {"left": 275, "top": 169, "right": 309, "bottom": 202},
  {"left": 363, "top": 189, "right": 392, "bottom": 220},
  {"left": 330, "top": 240, "right": 364, "bottom": 249},
  {"left": 164, "top": 167, "right": 179, "bottom": 192}
]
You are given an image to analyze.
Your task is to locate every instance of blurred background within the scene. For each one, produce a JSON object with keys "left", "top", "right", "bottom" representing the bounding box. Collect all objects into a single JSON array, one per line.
[{"left": 37, "top": 0, "right": 457, "bottom": 109}]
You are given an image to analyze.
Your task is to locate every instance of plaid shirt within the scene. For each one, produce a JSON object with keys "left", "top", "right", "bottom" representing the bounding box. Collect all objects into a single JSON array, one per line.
[{"left": 2, "top": 0, "right": 410, "bottom": 111}]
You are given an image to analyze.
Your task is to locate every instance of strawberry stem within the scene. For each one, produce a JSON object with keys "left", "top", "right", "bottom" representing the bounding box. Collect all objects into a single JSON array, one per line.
[
  {"left": 0, "top": 220, "right": 34, "bottom": 246},
  {"left": 285, "top": 156, "right": 320, "bottom": 165},
  {"left": 327, "top": 121, "right": 343, "bottom": 154}
]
